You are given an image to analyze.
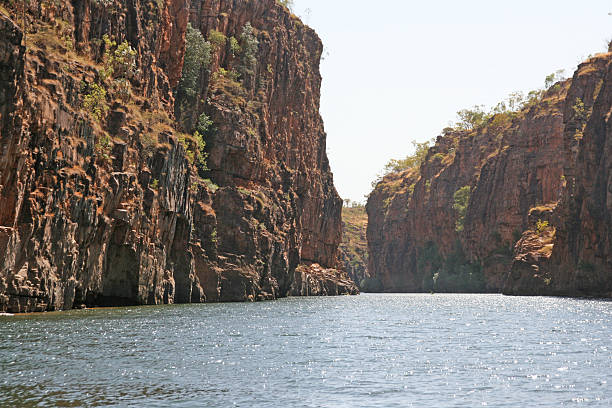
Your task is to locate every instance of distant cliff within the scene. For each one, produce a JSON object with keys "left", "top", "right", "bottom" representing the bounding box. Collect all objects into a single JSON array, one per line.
[
  {"left": 367, "top": 52, "right": 612, "bottom": 297},
  {"left": 338, "top": 205, "right": 374, "bottom": 290},
  {"left": 0, "top": 0, "right": 356, "bottom": 313}
]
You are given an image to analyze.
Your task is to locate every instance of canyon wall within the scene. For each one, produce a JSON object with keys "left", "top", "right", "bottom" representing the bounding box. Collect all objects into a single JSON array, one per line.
[
  {"left": 505, "top": 53, "right": 612, "bottom": 297},
  {"left": 0, "top": 0, "right": 356, "bottom": 313},
  {"left": 367, "top": 53, "right": 611, "bottom": 296}
]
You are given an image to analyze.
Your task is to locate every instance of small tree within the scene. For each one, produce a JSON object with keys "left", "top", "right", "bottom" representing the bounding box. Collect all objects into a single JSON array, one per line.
[
  {"left": 455, "top": 106, "right": 490, "bottom": 131},
  {"left": 544, "top": 69, "right": 566, "bottom": 89},
  {"left": 100, "top": 35, "right": 137, "bottom": 81},
  {"left": 238, "top": 22, "right": 259, "bottom": 85},
  {"left": 208, "top": 29, "right": 226, "bottom": 51},
  {"left": 382, "top": 140, "right": 430, "bottom": 174},
  {"left": 453, "top": 186, "right": 471, "bottom": 232},
  {"left": 176, "top": 24, "right": 212, "bottom": 130},
  {"left": 83, "top": 82, "right": 108, "bottom": 121},
  {"left": 372, "top": 140, "right": 432, "bottom": 188}
]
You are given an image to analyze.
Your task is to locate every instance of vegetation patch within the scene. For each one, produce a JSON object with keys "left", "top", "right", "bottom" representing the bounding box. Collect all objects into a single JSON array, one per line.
[{"left": 452, "top": 186, "right": 471, "bottom": 232}]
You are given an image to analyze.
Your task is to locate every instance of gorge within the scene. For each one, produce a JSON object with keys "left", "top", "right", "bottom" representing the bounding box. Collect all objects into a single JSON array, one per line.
[
  {"left": 1, "top": 2, "right": 612, "bottom": 406},
  {"left": 0, "top": 0, "right": 611, "bottom": 316}
]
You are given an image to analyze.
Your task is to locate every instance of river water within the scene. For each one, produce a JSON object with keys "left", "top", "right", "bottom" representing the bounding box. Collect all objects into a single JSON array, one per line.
[{"left": 0, "top": 294, "right": 610, "bottom": 407}]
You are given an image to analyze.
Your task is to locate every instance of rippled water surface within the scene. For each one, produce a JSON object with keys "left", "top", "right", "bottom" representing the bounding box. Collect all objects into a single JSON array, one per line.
[{"left": 1, "top": 294, "right": 611, "bottom": 407}]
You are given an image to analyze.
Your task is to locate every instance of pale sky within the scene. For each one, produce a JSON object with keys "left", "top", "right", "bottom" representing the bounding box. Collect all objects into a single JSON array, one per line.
[{"left": 291, "top": 0, "right": 612, "bottom": 203}]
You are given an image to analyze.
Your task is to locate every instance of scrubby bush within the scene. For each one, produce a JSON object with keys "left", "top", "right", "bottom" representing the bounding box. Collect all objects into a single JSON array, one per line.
[
  {"left": 384, "top": 140, "right": 430, "bottom": 174},
  {"left": 208, "top": 29, "right": 226, "bottom": 50},
  {"left": 536, "top": 219, "right": 550, "bottom": 235},
  {"left": 213, "top": 67, "right": 240, "bottom": 83},
  {"left": 229, "top": 36, "right": 241, "bottom": 56},
  {"left": 572, "top": 97, "right": 586, "bottom": 121},
  {"left": 113, "top": 77, "right": 131, "bottom": 102},
  {"left": 100, "top": 35, "right": 137, "bottom": 81},
  {"left": 203, "top": 178, "right": 219, "bottom": 192},
  {"left": 455, "top": 105, "right": 490, "bottom": 131},
  {"left": 238, "top": 22, "right": 259, "bottom": 82},
  {"left": 449, "top": 70, "right": 567, "bottom": 134},
  {"left": 95, "top": 132, "right": 112, "bottom": 159},
  {"left": 83, "top": 82, "right": 108, "bottom": 121},
  {"left": 178, "top": 113, "right": 211, "bottom": 172},
  {"left": 371, "top": 140, "right": 431, "bottom": 188},
  {"left": 176, "top": 24, "right": 212, "bottom": 130},
  {"left": 453, "top": 186, "right": 471, "bottom": 232},
  {"left": 545, "top": 69, "right": 566, "bottom": 89}
]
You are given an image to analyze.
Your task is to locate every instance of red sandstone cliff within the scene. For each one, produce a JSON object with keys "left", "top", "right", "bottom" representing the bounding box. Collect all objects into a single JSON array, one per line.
[
  {"left": 505, "top": 53, "right": 612, "bottom": 297},
  {"left": 367, "top": 52, "right": 612, "bottom": 296},
  {"left": 0, "top": 0, "right": 356, "bottom": 313}
]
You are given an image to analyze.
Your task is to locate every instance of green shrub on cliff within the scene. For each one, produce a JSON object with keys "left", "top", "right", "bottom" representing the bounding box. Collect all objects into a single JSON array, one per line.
[
  {"left": 178, "top": 115, "right": 209, "bottom": 173},
  {"left": 453, "top": 186, "right": 471, "bottom": 232},
  {"left": 572, "top": 97, "right": 586, "bottom": 121},
  {"left": 238, "top": 23, "right": 259, "bottom": 83},
  {"left": 176, "top": 24, "right": 212, "bottom": 131},
  {"left": 372, "top": 140, "right": 431, "bottom": 188},
  {"left": 229, "top": 36, "right": 241, "bottom": 56},
  {"left": 179, "top": 25, "right": 212, "bottom": 101},
  {"left": 83, "top": 82, "right": 108, "bottom": 121},
  {"left": 455, "top": 105, "right": 490, "bottom": 131},
  {"left": 100, "top": 35, "right": 137, "bottom": 81},
  {"left": 208, "top": 29, "right": 226, "bottom": 51},
  {"left": 536, "top": 219, "right": 551, "bottom": 235}
]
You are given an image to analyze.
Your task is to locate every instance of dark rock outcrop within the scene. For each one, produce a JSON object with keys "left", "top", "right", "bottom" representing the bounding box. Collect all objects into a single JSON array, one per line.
[{"left": 0, "top": 0, "right": 356, "bottom": 313}]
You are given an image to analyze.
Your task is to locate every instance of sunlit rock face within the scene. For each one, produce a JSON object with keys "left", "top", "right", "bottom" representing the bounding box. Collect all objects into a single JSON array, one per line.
[
  {"left": 367, "top": 52, "right": 612, "bottom": 297},
  {"left": 0, "top": 0, "right": 356, "bottom": 313},
  {"left": 506, "top": 53, "right": 612, "bottom": 297}
]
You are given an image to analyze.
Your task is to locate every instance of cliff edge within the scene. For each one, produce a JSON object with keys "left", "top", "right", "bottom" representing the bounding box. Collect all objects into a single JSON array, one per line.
[{"left": 0, "top": 0, "right": 356, "bottom": 313}]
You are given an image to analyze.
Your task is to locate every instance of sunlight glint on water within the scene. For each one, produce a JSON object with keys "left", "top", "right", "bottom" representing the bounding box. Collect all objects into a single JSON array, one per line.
[{"left": 0, "top": 294, "right": 610, "bottom": 407}]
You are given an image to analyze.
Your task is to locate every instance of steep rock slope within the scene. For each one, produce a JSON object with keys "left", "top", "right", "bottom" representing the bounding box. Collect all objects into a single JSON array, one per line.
[
  {"left": 505, "top": 53, "right": 612, "bottom": 296},
  {"left": 0, "top": 0, "right": 356, "bottom": 313},
  {"left": 367, "top": 52, "right": 612, "bottom": 296}
]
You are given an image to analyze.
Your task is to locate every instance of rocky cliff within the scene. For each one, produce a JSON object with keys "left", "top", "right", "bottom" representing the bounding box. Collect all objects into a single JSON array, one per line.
[
  {"left": 505, "top": 53, "right": 612, "bottom": 297},
  {"left": 338, "top": 205, "right": 372, "bottom": 289},
  {"left": 0, "top": 0, "right": 356, "bottom": 313},
  {"left": 367, "top": 52, "right": 612, "bottom": 296}
]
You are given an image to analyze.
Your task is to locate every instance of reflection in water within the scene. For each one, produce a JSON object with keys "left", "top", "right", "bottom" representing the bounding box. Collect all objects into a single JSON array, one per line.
[{"left": 1, "top": 294, "right": 611, "bottom": 407}]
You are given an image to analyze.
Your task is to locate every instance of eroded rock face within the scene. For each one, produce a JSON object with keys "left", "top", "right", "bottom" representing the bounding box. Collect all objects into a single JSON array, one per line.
[
  {"left": 0, "top": 0, "right": 356, "bottom": 313},
  {"left": 367, "top": 52, "right": 612, "bottom": 297},
  {"left": 365, "top": 78, "right": 566, "bottom": 293},
  {"left": 506, "top": 53, "right": 612, "bottom": 297}
]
